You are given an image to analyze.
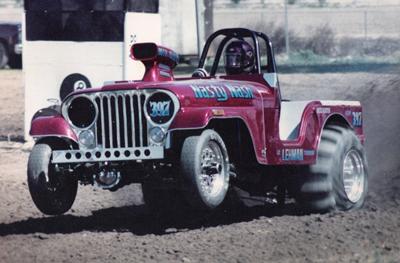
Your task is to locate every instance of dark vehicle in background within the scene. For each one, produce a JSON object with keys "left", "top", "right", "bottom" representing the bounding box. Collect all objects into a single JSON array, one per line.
[{"left": 0, "top": 21, "right": 22, "bottom": 69}]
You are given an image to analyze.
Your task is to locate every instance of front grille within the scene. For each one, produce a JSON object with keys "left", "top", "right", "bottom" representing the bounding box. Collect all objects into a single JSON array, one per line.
[{"left": 94, "top": 91, "right": 148, "bottom": 149}]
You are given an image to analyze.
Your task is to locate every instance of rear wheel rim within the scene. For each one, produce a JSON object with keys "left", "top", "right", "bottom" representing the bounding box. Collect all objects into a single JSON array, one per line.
[
  {"left": 199, "top": 141, "right": 226, "bottom": 197},
  {"left": 342, "top": 149, "right": 365, "bottom": 203}
]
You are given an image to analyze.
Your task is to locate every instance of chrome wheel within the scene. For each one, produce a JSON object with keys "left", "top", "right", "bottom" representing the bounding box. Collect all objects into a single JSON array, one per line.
[
  {"left": 342, "top": 149, "right": 365, "bottom": 203},
  {"left": 199, "top": 141, "right": 226, "bottom": 197}
]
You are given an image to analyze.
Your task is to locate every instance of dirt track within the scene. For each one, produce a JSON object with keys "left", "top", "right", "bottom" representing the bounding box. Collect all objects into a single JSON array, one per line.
[{"left": 0, "top": 69, "right": 399, "bottom": 262}]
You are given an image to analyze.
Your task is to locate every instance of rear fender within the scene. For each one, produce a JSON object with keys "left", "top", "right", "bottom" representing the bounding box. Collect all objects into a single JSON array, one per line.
[{"left": 276, "top": 101, "right": 363, "bottom": 165}]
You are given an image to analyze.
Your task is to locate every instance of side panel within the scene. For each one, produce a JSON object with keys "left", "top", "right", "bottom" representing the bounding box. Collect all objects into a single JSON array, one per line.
[{"left": 268, "top": 101, "right": 364, "bottom": 165}]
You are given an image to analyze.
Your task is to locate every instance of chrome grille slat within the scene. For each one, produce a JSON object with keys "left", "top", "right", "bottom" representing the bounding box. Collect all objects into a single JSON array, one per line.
[
  {"left": 100, "top": 96, "right": 105, "bottom": 147},
  {"left": 115, "top": 95, "right": 121, "bottom": 148},
  {"left": 130, "top": 95, "right": 136, "bottom": 147},
  {"left": 137, "top": 94, "right": 143, "bottom": 147},
  {"left": 94, "top": 91, "right": 147, "bottom": 150},
  {"left": 122, "top": 96, "right": 128, "bottom": 148},
  {"left": 107, "top": 96, "right": 113, "bottom": 148}
]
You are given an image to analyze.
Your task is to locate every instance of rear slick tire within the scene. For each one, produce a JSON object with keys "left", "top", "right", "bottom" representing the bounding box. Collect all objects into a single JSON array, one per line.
[
  {"left": 293, "top": 125, "right": 368, "bottom": 213},
  {"left": 27, "top": 143, "right": 78, "bottom": 215}
]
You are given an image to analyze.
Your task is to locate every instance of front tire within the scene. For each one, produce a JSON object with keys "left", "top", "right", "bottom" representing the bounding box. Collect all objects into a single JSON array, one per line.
[
  {"left": 180, "top": 130, "right": 230, "bottom": 210},
  {"left": 291, "top": 125, "right": 368, "bottom": 213},
  {"left": 28, "top": 144, "right": 78, "bottom": 215}
]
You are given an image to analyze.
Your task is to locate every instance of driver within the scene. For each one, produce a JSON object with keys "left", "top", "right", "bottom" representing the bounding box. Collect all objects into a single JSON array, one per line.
[{"left": 224, "top": 40, "right": 255, "bottom": 75}]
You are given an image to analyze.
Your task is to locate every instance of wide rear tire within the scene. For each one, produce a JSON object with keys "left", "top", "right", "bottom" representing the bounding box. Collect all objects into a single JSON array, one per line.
[
  {"left": 291, "top": 125, "right": 368, "bottom": 213},
  {"left": 28, "top": 143, "right": 78, "bottom": 215},
  {"left": 180, "top": 130, "right": 230, "bottom": 210}
]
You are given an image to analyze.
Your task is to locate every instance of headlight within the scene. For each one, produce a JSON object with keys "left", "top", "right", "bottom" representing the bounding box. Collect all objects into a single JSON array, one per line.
[
  {"left": 67, "top": 96, "right": 97, "bottom": 129},
  {"left": 145, "top": 92, "right": 175, "bottom": 125},
  {"left": 149, "top": 127, "right": 166, "bottom": 143},
  {"left": 79, "top": 130, "right": 95, "bottom": 147}
]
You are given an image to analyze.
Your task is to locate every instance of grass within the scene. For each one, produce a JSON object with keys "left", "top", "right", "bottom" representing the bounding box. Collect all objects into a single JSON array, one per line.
[
  {"left": 274, "top": 51, "right": 400, "bottom": 73},
  {"left": 276, "top": 50, "right": 400, "bottom": 66},
  {"left": 175, "top": 51, "right": 400, "bottom": 75}
]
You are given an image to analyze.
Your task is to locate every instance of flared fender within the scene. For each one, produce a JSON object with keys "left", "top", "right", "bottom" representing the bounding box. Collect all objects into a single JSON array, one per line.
[
  {"left": 30, "top": 115, "right": 78, "bottom": 142},
  {"left": 169, "top": 105, "right": 267, "bottom": 163}
]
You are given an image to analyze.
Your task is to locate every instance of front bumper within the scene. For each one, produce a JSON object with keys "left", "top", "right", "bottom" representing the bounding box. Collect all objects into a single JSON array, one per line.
[{"left": 52, "top": 146, "right": 164, "bottom": 164}]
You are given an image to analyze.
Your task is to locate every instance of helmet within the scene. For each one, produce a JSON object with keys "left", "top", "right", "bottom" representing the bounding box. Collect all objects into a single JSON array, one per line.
[{"left": 224, "top": 40, "right": 255, "bottom": 75}]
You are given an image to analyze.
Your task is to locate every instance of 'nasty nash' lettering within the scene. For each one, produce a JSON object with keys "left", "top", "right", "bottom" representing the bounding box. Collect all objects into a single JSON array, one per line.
[
  {"left": 225, "top": 84, "right": 254, "bottom": 99},
  {"left": 190, "top": 85, "right": 228, "bottom": 101},
  {"left": 191, "top": 84, "right": 254, "bottom": 101}
]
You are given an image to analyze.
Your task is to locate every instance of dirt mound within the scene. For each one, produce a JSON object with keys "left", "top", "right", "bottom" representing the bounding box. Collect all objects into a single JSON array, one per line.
[
  {"left": 359, "top": 75, "right": 400, "bottom": 174},
  {"left": 357, "top": 75, "right": 400, "bottom": 210}
]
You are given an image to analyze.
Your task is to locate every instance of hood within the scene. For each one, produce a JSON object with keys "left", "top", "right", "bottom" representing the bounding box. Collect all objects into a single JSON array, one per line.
[{"left": 67, "top": 77, "right": 269, "bottom": 105}]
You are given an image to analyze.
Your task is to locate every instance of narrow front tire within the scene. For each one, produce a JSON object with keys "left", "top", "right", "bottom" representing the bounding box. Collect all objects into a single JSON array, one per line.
[
  {"left": 180, "top": 130, "right": 230, "bottom": 210},
  {"left": 27, "top": 143, "right": 78, "bottom": 215}
]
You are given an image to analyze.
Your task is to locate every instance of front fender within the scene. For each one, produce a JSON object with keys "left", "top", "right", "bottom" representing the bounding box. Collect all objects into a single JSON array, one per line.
[
  {"left": 169, "top": 105, "right": 267, "bottom": 164},
  {"left": 30, "top": 115, "right": 78, "bottom": 143},
  {"left": 169, "top": 107, "right": 213, "bottom": 130}
]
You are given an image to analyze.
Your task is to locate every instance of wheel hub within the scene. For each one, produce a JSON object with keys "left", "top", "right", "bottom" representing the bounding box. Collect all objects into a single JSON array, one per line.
[
  {"left": 199, "top": 142, "right": 226, "bottom": 197},
  {"left": 342, "top": 149, "right": 365, "bottom": 203}
]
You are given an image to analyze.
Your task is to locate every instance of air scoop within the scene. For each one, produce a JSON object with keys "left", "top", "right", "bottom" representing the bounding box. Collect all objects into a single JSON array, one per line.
[{"left": 130, "top": 42, "right": 179, "bottom": 82}]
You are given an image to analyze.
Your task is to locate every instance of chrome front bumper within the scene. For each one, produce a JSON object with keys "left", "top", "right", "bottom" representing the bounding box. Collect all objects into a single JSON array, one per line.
[{"left": 52, "top": 146, "right": 164, "bottom": 164}]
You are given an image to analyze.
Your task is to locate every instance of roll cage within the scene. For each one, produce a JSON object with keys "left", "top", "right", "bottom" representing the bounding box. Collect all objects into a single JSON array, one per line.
[{"left": 198, "top": 28, "right": 277, "bottom": 76}]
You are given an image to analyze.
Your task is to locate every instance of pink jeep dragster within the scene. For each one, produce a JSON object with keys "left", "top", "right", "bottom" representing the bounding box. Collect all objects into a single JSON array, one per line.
[{"left": 28, "top": 28, "right": 368, "bottom": 215}]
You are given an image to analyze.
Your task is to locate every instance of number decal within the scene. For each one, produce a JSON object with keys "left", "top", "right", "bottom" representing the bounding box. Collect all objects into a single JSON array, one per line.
[
  {"left": 149, "top": 101, "right": 171, "bottom": 117},
  {"left": 352, "top": 112, "right": 362, "bottom": 127}
]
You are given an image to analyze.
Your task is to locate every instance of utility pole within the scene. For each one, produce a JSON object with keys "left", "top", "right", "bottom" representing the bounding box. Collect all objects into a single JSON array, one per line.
[
  {"left": 195, "top": 0, "right": 202, "bottom": 57},
  {"left": 284, "top": 0, "right": 290, "bottom": 57},
  {"left": 203, "top": 0, "right": 214, "bottom": 40},
  {"left": 195, "top": 0, "right": 208, "bottom": 58}
]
